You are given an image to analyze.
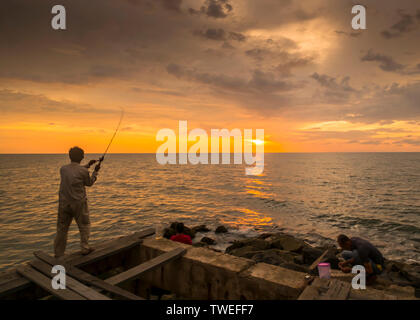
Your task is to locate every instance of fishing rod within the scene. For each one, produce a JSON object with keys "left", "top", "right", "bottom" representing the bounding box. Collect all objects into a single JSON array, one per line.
[{"left": 98, "top": 109, "right": 124, "bottom": 164}]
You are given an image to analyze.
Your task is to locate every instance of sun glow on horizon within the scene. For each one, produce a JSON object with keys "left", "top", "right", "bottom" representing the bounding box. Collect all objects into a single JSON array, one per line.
[{"left": 251, "top": 139, "right": 265, "bottom": 145}]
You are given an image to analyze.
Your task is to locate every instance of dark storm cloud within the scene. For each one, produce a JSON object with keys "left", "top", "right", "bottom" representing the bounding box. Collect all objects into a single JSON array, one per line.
[
  {"left": 381, "top": 10, "right": 420, "bottom": 39},
  {"left": 275, "top": 57, "right": 313, "bottom": 77},
  {"left": 160, "top": 0, "right": 183, "bottom": 12},
  {"left": 195, "top": 28, "right": 226, "bottom": 41},
  {"left": 166, "top": 63, "right": 303, "bottom": 94},
  {"left": 189, "top": 0, "right": 233, "bottom": 19},
  {"left": 0, "top": 89, "right": 115, "bottom": 115},
  {"left": 310, "top": 73, "right": 357, "bottom": 103},
  {"left": 342, "top": 82, "right": 420, "bottom": 123},
  {"left": 123, "top": 0, "right": 183, "bottom": 12},
  {"left": 244, "top": 44, "right": 308, "bottom": 76},
  {"left": 229, "top": 31, "right": 246, "bottom": 42},
  {"left": 194, "top": 28, "right": 246, "bottom": 42},
  {"left": 335, "top": 30, "right": 362, "bottom": 38},
  {"left": 361, "top": 50, "right": 405, "bottom": 72}
]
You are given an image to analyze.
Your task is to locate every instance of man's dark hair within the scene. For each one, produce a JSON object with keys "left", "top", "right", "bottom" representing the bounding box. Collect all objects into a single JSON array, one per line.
[
  {"left": 69, "top": 146, "right": 84, "bottom": 163},
  {"left": 175, "top": 222, "right": 185, "bottom": 234},
  {"left": 337, "top": 234, "right": 350, "bottom": 244}
]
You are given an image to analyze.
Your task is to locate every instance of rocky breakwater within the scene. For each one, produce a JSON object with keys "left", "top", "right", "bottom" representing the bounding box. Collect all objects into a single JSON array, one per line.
[
  {"left": 225, "top": 233, "right": 339, "bottom": 274},
  {"left": 163, "top": 222, "right": 420, "bottom": 298},
  {"left": 225, "top": 232, "right": 420, "bottom": 298}
]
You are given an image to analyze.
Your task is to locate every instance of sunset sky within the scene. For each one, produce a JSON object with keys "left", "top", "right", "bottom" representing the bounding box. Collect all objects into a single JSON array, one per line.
[{"left": 1, "top": 0, "right": 420, "bottom": 153}]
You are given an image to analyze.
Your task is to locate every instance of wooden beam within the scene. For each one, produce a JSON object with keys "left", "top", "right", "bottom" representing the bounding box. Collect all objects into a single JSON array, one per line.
[
  {"left": 67, "top": 228, "right": 155, "bottom": 267},
  {"left": 34, "top": 251, "right": 143, "bottom": 300},
  {"left": 106, "top": 247, "right": 187, "bottom": 285},
  {"left": 297, "top": 285, "right": 320, "bottom": 300},
  {"left": 30, "top": 259, "right": 111, "bottom": 300},
  {"left": 0, "top": 272, "right": 32, "bottom": 298},
  {"left": 320, "top": 279, "right": 351, "bottom": 300},
  {"left": 298, "top": 278, "right": 329, "bottom": 300},
  {"left": 308, "top": 249, "right": 329, "bottom": 273},
  {"left": 16, "top": 265, "right": 86, "bottom": 300}
]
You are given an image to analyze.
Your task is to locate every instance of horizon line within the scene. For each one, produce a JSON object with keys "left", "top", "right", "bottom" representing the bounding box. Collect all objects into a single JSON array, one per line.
[{"left": 1, "top": 151, "right": 420, "bottom": 155}]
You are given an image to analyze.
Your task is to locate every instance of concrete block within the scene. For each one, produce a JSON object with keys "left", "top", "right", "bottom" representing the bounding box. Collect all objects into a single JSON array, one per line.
[{"left": 239, "top": 262, "right": 307, "bottom": 299}]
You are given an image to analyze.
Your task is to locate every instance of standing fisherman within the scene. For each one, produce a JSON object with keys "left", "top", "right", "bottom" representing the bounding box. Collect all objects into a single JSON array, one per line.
[{"left": 54, "top": 147, "right": 101, "bottom": 258}]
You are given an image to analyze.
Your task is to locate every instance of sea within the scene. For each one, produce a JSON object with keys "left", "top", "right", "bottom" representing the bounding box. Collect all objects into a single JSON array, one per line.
[{"left": 0, "top": 153, "right": 419, "bottom": 271}]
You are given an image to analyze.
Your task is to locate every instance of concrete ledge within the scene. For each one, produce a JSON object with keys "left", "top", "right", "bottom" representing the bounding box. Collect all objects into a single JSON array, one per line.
[
  {"left": 137, "top": 238, "right": 307, "bottom": 299},
  {"left": 239, "top": 263, "right": 307, "bottom": 300}
]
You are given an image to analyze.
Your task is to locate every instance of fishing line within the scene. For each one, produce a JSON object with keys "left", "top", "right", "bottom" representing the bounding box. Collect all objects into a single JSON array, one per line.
[{"left": 98, "top": 109, "right": 124, "bottom": 163}]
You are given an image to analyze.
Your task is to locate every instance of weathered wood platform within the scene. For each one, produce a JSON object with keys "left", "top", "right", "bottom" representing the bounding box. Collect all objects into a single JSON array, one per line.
[
  {"left": 0, "top": 228, "right": 156, "bottom": 300},
  {"left": 10, "top": 228, "right": 192, "bottom": 300},
  {"left": 34, "top": 251, "right": 143, "bottom": 300},
  {"left": 298, "top": 278, "right": 352, "bottom": 300},
  {"left": 12, "top": 230, "right": 187, "bottom": 300}
]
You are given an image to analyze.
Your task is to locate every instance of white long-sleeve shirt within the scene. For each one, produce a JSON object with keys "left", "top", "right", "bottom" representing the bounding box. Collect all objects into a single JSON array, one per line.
[{"left": 59, "top": 162, "right": 98, "bottom": 205}]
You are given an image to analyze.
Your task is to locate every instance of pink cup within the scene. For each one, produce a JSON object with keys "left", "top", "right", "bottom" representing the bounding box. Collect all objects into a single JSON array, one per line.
[{"left": 317, "top": 262, "right": 331, "bottom": 279}]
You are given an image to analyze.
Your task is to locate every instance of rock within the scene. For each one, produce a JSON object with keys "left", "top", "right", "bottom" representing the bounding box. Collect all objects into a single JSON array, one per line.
[
  {"left": 384, "top": 285, "right": 417, "bottom": 300},
  {"left": 215, "top": 225, "right": 228, "bottom": 233},
  {"left": 169, "top": 222, "right": 178, "bottom": 229},
  {"left": 302, "top": 247, "right": 324, "bottom": 265},
  {"left": 250, "top": 249, "right": 308, "bottom": 273},
  {"left": 398, "top": 264, "right": 420, "bottom": 288},
  {"left": 257, "top": 233, "right": 274, "bottom": 239},
  {"left": 192, "top": 225, "right": 211, "bottom": 233},
  {"left": 163, "top": 227, "right": 176, "bottom": 239},
  {"left": 183, "top": 226, "right": 196, "bottom": 239},
  {"left": 200, "top": 237, "right": 216, "bottom": 245},
  {"left": 323, "top": 248, "right": 340, "bottom": 269},
  {"left": 225, "top": 238, "right": 270, "bottom": 254},
  {"left": 251, "top": 249, "right": 297, "bottom": 264},
  {"left": 382, "top": 262, "right": 420, "bottom": 288},
  {"left": 270, "top": 234, "right": 305, "bottom": 253},
  {"left": 279, "top": 262, "right": 309, "bottom": 273},
  {"left": 229, "top": 247, "right": 263, "bottom": 259},
  {"left": 192, "top": 242, "right": 208, "bottom": 248},
  {"left": 165, "top": 222, "right": 196, "bottom": 239},
  {"left": 293, "top": 255, "right": 304, "bottom": 265}
]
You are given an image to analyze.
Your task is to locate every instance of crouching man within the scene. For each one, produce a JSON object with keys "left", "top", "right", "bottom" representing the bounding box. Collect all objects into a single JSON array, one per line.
[
  {"left": 54, "top": 146, "right": 101, "bottom": 258},
  {"left": 337, "top": 234, "right": 385, "bottom": 285}
]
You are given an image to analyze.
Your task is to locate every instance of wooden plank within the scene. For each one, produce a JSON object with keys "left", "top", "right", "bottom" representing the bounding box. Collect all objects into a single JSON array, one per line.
[
  {"left": 0, "top": 270, "right": 32, "bottom": 298},
  {"left": 298, "top": 278, "right": 330, "bottom": 300},
  {"left": 67, "top": 228, "right": 155, "bottom": 267},
  {"left": 297, "top": 286, "right": 320, "bottom": 300},
  {"left": 0, "top": 277, "right": 32, "bottom": 298},
  {"left": 16, "top": 265, "right": 86, "bottom": 300},
  {"left": 29, "top": 259, "right": 111, "bottom": 300},
  {"left": 106, "top": 247, "right": 187, "bottom": 285},
  {"left": 308, "top": 249, "right": 329, "bottom": 273},
  {"left": 34, "top": 251, "right": 143, "bottom": 300},
  {"left": 320, "top": 279, "right": 351, "bottom": 300}
]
